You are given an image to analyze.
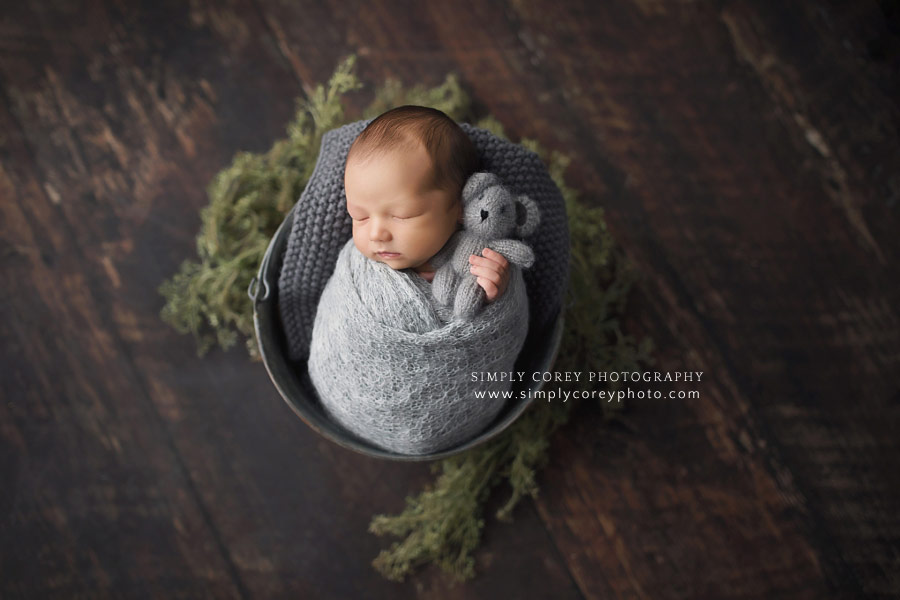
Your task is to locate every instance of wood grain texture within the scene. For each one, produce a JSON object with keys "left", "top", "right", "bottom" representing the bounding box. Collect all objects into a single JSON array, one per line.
[{"left": 2, "top": 0, "right": 898, "bottom": 598}]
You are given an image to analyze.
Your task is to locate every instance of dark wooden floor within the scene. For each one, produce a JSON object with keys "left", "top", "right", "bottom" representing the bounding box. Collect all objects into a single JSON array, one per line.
[{"left": 2, "top": 1, "right": 899, "bottom": 598}]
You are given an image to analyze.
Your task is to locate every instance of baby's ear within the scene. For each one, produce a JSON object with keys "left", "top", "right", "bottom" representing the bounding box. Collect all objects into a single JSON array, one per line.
[
  {"left": 462, "top": 172, "right": 501, "bottom": 203},
  {"left": 515, "top": 195, "right": 541, "bottom": 237}
]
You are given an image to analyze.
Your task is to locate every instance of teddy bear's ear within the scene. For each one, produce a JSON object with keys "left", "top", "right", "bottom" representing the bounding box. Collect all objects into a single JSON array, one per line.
[
  {"left": 462, "top": 172, "right": 501, "bottom": 203},
  {"left": 515, "top": 194, "right": 541, "bottom": 237}
]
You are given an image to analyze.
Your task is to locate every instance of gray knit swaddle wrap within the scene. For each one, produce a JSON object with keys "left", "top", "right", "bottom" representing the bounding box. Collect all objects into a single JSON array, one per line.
[
  {"left": 278, "top": 119, "right": 569, "bottom": 362},
  {"left": 308, "top": 239, "right": 529, "bottom": 455}
]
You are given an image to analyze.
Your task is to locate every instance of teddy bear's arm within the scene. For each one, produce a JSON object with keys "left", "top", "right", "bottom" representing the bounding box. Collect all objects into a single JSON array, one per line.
[{"left": 487, "top": 239, "right": 535, "bottom": 268}]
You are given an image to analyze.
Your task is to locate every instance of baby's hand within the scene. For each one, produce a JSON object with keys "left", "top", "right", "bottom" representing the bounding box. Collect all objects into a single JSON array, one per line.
[{"left": 469, "top": 248, "right": 510, "bottom": 303}]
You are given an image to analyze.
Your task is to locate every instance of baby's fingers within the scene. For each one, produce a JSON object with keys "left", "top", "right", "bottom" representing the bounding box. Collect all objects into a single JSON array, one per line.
[
  {"left": 481, "top": 248, "right": 508, "bottom": 268},
  {"left": 469, "top": 264, "right": 502, "bottom": 284},
  {"left": 476, "top": 277, "right": 500, "bottom": 301},
  {"left": 469, "top": 249, "right": 507, "bottom": 273}
]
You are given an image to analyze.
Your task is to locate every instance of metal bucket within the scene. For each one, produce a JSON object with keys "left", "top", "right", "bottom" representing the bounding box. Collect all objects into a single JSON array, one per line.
[{"left": 250, "top": 207, "right": 565, "bottom": 461}]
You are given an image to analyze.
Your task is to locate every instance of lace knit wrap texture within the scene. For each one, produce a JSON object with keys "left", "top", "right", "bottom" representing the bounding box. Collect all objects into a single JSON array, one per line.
[
  {"left": 278, "top": 119, "right": 570, "bottom": 363},
  {"left": 308, "top": 239, "right": 529, "bottom": 455}
]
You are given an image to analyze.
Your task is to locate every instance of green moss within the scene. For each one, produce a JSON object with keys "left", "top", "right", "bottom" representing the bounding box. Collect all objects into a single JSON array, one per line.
[{"left": 159, "top": 54, "right": 652, "bottom": 582}]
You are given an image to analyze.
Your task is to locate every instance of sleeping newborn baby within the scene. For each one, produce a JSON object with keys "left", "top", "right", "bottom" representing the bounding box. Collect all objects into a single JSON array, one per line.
[
  {"left": 343, "top": 105, "right": 509, "bottom": 301},
  {"left": 307, "top": 105, "right": 533, "bottom": 456}
]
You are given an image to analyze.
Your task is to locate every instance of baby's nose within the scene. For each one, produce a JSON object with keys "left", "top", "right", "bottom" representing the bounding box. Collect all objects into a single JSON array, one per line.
[
  {"left": 370, "top": 221, "right": 391, "bottom": 241},
  {"left": 480, "top": 209, "right": 489, "bottom": 222}
]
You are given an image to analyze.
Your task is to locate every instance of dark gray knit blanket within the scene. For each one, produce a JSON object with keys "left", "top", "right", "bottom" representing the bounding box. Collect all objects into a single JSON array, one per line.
[{"left": 278, "top": 119, "right": 570, "bottom": 362}]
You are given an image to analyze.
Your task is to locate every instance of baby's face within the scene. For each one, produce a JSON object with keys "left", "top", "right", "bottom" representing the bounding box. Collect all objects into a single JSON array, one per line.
[{"left": 345, "top": 143, "right": 461, "bottom": 270}]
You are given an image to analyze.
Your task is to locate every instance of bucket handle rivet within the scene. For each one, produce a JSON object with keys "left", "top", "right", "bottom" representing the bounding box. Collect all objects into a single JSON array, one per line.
[{"left": 248, "top": 276, "right": 270, "bottom": 302}]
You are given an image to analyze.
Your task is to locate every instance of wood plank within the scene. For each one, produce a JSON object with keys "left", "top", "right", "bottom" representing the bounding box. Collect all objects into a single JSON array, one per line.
[
  {"left": 0, "top": 101, "right": 246, "bottom": 598},
  {"left": 483, "top": 0, "right": 898, "bottom": 597}
]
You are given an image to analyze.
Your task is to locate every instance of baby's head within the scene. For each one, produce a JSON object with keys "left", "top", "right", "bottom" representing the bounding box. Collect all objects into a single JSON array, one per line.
[{"left": 344, "top": 105, "right": 479, "bottom": 270}]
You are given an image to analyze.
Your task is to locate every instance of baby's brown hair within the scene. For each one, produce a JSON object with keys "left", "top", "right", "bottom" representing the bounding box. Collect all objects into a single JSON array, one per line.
[{"left": 347, "top": 105, "right": 479, "bottom": 201}]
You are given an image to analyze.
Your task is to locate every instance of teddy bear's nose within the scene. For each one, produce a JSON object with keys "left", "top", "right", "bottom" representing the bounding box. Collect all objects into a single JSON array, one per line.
[{"left": 480, "top": 209, "right": 489, "bottom": 222}]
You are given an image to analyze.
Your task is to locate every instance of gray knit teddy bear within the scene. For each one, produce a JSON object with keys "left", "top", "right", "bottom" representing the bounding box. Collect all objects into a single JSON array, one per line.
[{"left": 431, "top": 172, "right": 541, "bottom": 320}]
